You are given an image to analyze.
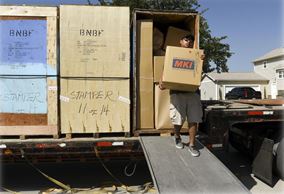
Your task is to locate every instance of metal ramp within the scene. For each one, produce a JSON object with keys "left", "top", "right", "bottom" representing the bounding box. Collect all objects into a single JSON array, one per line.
[{"left": 140, "top": 136, "right": 250, "bottom": 194}]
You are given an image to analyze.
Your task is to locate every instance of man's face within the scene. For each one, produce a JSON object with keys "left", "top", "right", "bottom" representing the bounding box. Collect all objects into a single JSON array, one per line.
[{"left": 180, "top": 38, "right": 194, "bottom": 48}]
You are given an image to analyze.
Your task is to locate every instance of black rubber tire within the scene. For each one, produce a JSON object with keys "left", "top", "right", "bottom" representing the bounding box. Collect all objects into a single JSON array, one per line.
[{"left": 276, "top": 138, "right": 284, "bottom": 180}]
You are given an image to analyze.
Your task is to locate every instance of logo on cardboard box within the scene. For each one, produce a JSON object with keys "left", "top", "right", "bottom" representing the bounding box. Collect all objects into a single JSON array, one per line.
[{"left": 172, "top": 58, "right": 195, "bottom": 70}]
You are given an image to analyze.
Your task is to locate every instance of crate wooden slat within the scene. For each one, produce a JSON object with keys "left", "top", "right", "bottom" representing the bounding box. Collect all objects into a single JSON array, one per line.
[
  {"left": 60, "top": 78, "right": 130, "bottom": 134},
  {"left": 47, "top": 16, "right": 57, "bottom": 72},
  {"left": 47, "top": 78, "right": 58, "bottom": 126},
  {"left": 0, "top": 6, "right": 57, "bottom": 17},
  {"left": 0, "top": 126, "right": 57, "bottom": 136}
]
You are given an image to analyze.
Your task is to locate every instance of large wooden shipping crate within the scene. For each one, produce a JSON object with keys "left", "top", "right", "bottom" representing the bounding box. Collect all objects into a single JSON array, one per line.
[
  {"left": 0, "top": 77, "right": 58, "bottom": 136},
  {"left": 0, "top": 6, "right": 58, "bottom": 76},
  {"left": 0, "top": 6, "right": 58, "bottom": 136},
  {"left": 60, "top": 5, "right": 130, "bottom": 78},
  {"left": 60, "top": 78, "right": 130, "bottom": 134},
  {"left": 132, "top": 9, "right": 200, "bottom": 132}
]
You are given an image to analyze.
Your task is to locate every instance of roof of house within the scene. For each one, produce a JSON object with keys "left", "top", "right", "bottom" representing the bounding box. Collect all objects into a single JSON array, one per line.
[
  {"left": 203, "top": 72, "right": 269, "bottom": 82},
  {"left": 253, "top": 47, "right": 284, "bottom": 63}
]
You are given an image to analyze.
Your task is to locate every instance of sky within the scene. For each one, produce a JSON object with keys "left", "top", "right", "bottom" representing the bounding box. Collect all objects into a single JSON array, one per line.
[
  {"left": 198, "top": 0, "right": 283, "bottom": 72},
  {"left": 0, "top": 0, "right": 283, "bottom": 72}
]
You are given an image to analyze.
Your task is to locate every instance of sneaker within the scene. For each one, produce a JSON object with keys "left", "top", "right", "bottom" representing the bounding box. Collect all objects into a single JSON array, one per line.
[
  {"left": 188, "top": 145, "right": 200, "bottom": 157},
  {"left": 175, "top": 138, "right": 184, "bottom": 149}
]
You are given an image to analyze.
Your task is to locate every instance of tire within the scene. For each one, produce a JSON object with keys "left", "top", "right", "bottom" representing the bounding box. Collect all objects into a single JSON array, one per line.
[{"left": 276, "top": 138, "right": 284, "bottom": 180}]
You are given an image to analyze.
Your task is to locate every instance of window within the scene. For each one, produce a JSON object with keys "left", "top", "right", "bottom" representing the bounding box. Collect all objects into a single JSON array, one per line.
[
  {"left": 263, "top": 61, "right": 267, "bottom": 68},
  {"left": 278, "top": 69, "right": 284, "bottom": 79}
]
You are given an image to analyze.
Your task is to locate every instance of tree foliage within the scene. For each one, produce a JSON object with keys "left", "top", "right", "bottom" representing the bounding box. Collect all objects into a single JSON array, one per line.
[{"left": 99, "top": 0, "right": 232, "bottom": 72}]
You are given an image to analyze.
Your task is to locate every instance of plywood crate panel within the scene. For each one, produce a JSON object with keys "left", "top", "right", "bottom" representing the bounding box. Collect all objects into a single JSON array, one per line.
[
  {"left": 0, "top": 6, "right": 58, "bottom": 76},
  {"left": 60, "top": 78, "right": 130, "bottom": 133},
  {"left": 60, "top": 5, "right": 129, "bottom": 77},
  {"left": 0, "top": 76, "right": 58, "bottom": 135}
]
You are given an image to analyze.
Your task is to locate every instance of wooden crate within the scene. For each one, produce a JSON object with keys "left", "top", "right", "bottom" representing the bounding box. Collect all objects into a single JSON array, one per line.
[
  {"left": 0, "top": 76, "right": 58, "bottom": 136},
  {"left": 0, "top": 6, "right": 58, "bottom": 76},
  {"left": 60, "top": 5, "right": 130, "bottom": 78},
  {"left": 60, "top": 78, "right": 130, "bottom": 133},
  {"left": 132, "top": 10, "right": 199, "bottom": 132}
]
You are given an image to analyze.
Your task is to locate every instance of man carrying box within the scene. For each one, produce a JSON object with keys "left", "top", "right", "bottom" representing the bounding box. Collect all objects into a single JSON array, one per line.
[{"left": 159, "top": 34, "right": 204, "bottom": 157}]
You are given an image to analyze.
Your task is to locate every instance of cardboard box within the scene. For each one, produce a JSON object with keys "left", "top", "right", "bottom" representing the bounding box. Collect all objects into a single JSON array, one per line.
[
  {"left": 163, "top": 26, "right": 191, "bottom": 49},
  {"left": 60, "top": 5, "right": 129, "bottom": 77},
  {"left": 154, "top": 84, "right": 188, "bottom": 129},
  {"left": 60, "top": 78, "right": 130, "bottom": 133},
  {"left": 162, "top": 46, "right": 203, "bottom": 92},
  {"left": 153, "top": 56, "right": 165, "bottom": 83},
  {"left": 137, "top": 78, "right": 154, "bottom": 129},
  {"left": 136, "top": 20, "right": 153, "bottom": 78},
  {"left": 136, "top": 20, "right": 154, "bottom": 129},
  {"left": 153, "top": 27, "right": 164, "bottom": 51}
]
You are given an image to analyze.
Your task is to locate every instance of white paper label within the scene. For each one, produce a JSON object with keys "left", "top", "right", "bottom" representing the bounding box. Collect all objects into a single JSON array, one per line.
[
  {"left": 60, "top": 95, "right": 70, "bottom": 102},
  {"left": 48, "top": 86, "right": 58, "bottom": 91},
  {"left": 118, "top": 96, "right": 130, "bottom": 104}
]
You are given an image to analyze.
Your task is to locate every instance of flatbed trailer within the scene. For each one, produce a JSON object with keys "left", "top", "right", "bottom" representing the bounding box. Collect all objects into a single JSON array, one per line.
[
  {"left": 199, "top": 99, "right": 284, "bottom": 185},
  {"left": 0, "top": 136, "right": 250, "bottom": 194},
  {"left": 1, "top": 99, "right": 283, "bottom": 188}
]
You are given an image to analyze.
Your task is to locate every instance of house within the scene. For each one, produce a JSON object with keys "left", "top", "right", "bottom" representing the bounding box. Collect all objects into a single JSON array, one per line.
[
  {"left": 253, "top": 48, "right": 284, "bottom": 99},
  {"left": 200, "top": 72, "right": 269, "bottom": 100}
]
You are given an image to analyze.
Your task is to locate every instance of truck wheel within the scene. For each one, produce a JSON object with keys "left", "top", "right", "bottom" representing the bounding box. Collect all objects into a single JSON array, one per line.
[{"left": 276, "top": 138, "right": 284, "bottom": 180}]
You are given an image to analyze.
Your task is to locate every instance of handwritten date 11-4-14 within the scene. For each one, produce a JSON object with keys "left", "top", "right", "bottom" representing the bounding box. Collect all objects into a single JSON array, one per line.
[{"left": 78, "top": 103, "right": 110, "bottom": 116}]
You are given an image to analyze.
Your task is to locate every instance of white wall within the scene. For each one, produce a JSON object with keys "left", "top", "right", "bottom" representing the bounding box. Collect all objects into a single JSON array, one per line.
[
  {"left": 200, "top": 76, "right": 217, "bottom": 100},
  {"left": 276, "top": 69, "right": 284, "bottom": 91},
  {"left": 254, "top": 56, "right": 284, "bottom": 98},
  {"left": 201, "top": 76, "right": 268, "bottom": 100}
]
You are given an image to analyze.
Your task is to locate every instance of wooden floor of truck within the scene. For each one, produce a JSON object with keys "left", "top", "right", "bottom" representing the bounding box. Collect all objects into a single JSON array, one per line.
[{"left": 140, "top": 136, "right": 250, "bottom": 194}]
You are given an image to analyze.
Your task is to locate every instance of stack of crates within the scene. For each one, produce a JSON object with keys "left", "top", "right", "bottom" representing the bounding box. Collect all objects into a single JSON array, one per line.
[
  {"left": 0, "top": 6, "right": 58, "bottom": 137},
  {"left": 59, "top": 5, "right": 130, "bottom": 135}
]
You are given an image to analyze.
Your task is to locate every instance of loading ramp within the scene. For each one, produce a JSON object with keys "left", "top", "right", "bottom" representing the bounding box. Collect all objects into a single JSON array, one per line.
[{"left": 140, "top": 136, "right": 250, "bottom": 194}]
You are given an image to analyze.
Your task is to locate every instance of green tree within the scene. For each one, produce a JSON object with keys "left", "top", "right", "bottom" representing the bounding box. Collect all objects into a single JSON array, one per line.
[
  {"left": 99, "top": 0, "right": 232, "bottom": 72},
  {"left": 99, "top": 0, "right": 200, "bottom": 12}
]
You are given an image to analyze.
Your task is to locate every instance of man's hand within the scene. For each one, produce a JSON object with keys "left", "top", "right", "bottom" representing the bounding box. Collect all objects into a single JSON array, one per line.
[
  {"left": 159, "top": 78, "right": 165, "bottom": 90},
  {"left": 201, "top": 54, "right": 205, "bottom": 60}
]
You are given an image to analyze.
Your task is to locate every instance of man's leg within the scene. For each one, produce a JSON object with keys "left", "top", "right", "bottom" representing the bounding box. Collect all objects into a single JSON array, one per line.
[
  {"left": 174, "top": 125, "right": 183, "bottom": 149},
  {"left": 188, "top": 122, "right": 200, "bottom": 156},
  {"left": 188, "top": 122, "right": 197, "bottom": 146},
  {"left": 174, "top": 125, "right": 182, "bottom": 139}
]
